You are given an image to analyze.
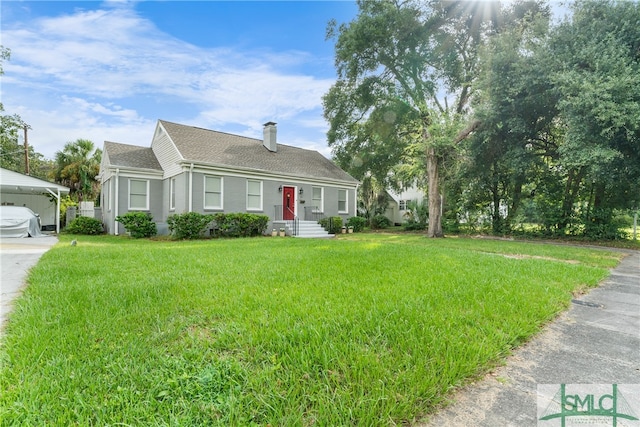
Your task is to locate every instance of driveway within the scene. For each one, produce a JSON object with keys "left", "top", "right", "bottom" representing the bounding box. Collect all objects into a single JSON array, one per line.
[{"left": 0, "top": 236, "right": 58, "bottom": 333}]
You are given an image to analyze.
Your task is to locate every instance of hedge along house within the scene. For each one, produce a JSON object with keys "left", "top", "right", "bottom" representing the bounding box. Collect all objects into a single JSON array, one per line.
[{"left": 99, "top": 120, "right": 359, "bottom": 236}]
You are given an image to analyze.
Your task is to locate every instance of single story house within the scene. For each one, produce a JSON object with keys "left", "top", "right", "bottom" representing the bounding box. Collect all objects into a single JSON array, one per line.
[
  {"left": 0, "top": 167, "right": 70, "bottom": 233},
  {"left": 99, "top": 120, "right": 359, "bottom": 236}
]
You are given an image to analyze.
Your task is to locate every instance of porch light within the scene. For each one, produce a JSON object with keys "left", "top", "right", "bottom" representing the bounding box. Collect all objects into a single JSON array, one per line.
[
  {"left": 299, "top": 188, "right": 304, "bottom": 195},
  {"left": 278, "top": 185, "right": 282, "bottom": 192}
]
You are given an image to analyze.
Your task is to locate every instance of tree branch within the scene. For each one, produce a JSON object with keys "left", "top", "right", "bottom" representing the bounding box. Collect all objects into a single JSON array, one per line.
[{"left": 454, "top": 119, "right": 481, "bottom": 144}]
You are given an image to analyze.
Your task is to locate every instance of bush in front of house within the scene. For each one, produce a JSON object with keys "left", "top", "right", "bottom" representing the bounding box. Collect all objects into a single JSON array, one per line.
[
  {"left": 116, "top": 212, "right": 157, "bottom": 238},
  {"left": 319, "top": 216, "right": 343, "bottom": 234},
  {"left": 370, "top": 214, "right": 391, "bottom": 229},
  {"left": 213, "top": 213, "right": 269, "bottom": 237},
  {"left": 167, "top": 212, "right": 214, "bottom": 239},
  {"left": 65, "top": 216, "right": 104, "bottom": 235},
  {"left": 403, "top": 199, "right": 429, "bottom": 231},
  {"left": 346, "top": 216, "right": 367, "bottom": 232}
]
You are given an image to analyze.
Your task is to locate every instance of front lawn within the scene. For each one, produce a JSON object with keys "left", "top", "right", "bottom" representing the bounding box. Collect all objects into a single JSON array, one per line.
[{"left": 0, "top": 234, "right": 621, "bottom": 425}]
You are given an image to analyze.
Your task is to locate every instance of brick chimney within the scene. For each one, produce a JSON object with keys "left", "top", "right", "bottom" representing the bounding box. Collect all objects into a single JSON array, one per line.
[{"left": 263, "top": 121, "right": 277, "bottom": 152}]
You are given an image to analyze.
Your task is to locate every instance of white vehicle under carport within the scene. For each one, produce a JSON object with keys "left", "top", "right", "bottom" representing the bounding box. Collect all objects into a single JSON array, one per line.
[
  {"left": 0, "top": 206, "right": 43, "bottom": 238},
  {"left": 0, "top": 167, "right": 70, "bottom": 234}
]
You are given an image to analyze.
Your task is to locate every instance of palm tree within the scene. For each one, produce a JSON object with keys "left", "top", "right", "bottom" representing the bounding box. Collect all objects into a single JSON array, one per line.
[{"left": 52, "top": 139, "right": 102, "bottom": 202}]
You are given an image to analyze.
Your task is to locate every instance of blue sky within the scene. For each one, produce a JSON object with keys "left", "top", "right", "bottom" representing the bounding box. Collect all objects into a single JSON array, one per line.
[{"left": 1, "top": 1, "right": 359, "bottom": 159}]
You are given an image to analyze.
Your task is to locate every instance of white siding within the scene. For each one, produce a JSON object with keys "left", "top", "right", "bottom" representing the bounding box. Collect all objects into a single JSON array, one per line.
[
  {"left": 99, "top": 150, "right": 113, "bottom": 182},
  {"left": 387, "top": 184, "right": 426, "bottom": 225},
  {"left": 151, "top": 123, "right": 183, "bottom": 179}
]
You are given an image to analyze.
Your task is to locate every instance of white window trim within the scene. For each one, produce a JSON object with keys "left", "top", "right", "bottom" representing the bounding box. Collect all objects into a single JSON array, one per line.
[
  {"left": 128, "top": 179, "right": 149, "bottom": 211},
  {"left": 169, "top": 178, "right": 176, "bottom": 211},
  {"left": 247, "top": 179, "right": 263, "bottom": 211},
  {"left": 204, "top": 175, "right": 223, "bottom": 210},
  {"left": 312, "top": 186, "right": 324, "bottom": 213},
  {"left": 338, "top": 188, "right": 348, "bottom": 214}
]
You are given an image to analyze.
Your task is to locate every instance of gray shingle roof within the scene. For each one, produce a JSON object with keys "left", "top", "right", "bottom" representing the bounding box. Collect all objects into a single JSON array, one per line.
[
  {"left": 159, "top": 120, "right": 358, "bottom": 183},
  {"left": 103, "top": 141, "right": 162, "bottom": 170}
]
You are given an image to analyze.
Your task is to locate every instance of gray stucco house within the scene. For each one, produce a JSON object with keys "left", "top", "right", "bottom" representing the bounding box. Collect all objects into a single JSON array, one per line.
[{"left": 99, "top": 120, "right": 359, "bottom": 236}]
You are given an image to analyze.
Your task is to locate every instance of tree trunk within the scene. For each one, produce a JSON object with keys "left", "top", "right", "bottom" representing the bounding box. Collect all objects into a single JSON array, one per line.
[
  {"left": 559, "top": 168, "right": 584, "bottom": 232},
  {"left": 505, "top": 174, "right": 524, "bottom": 232},
  {"left": 491, "top": 180, "right": 502, "bottom": 234},
  {"left": 426, "top": 145, "right": 444, "bottom": 238}
]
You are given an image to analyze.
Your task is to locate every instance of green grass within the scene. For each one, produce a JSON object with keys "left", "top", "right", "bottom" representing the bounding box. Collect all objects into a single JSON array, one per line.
[{"left": 0, "top": 234, "right": 622, "bottom": 425}]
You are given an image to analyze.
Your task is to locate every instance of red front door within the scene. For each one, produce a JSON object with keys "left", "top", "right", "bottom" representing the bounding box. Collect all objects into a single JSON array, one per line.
[{"left": 283, "top": 186, "right": 295, "bottom": 220}]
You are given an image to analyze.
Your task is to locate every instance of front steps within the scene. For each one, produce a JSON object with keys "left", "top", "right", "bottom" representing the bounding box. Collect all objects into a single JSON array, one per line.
[
  {"left": 295, "top": 220, "right": 334, "bottom": 238},
  {"left": 272, "top": 220, "right": 334, "bottom": 238}
]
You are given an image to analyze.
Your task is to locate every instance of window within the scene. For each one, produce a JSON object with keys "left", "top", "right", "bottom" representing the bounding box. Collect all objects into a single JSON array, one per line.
[
  {"left": 338, "top": 189, "right": 348, "bottom": 213},
  {"left": 170, "top": 178, "right": 176, "bottom": 210},
  {"left": 399, "top": 200, "right": 407, "bottom": 210},
  {"left": 129, "top": 179, "right": 148, "bottom": 210},
  {"left": 247, "top": 180, "right": 262, "bottom": 211},
  {"left": 312, "top": 186, "right": 323, "bottom": 212},
  {"left": 204, "top": 176, "right": 223, "bottom": 209}
]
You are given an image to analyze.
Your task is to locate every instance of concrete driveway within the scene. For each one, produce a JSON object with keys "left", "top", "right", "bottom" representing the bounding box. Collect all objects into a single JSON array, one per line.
[{"left": 0, "top": 236, "right": 58, "bottom": 332}]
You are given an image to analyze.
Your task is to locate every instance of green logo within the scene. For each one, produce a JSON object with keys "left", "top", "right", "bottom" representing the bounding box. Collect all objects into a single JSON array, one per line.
[{"left": 539, "top": 384, "right": 639, "bottom": 426}]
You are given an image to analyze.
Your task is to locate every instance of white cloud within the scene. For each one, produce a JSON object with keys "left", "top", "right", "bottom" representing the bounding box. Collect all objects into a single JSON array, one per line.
[
  {"left": 5, "top": 8, "right": 205, "bottom": 98},
  {"left": 1, "top": 4, "right": 335, "bottom": 158},
  {"left": 7, "top": 96, "right": 156, "bottom": 157}
]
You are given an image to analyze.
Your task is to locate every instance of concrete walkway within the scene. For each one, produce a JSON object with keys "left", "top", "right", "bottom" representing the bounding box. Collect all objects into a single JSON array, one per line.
[
  {"left": 422, "top": 249, "right": 640, "bottom": 426},
  {"left": 0, "top": 236, "right": 58, "bottom": 332}
]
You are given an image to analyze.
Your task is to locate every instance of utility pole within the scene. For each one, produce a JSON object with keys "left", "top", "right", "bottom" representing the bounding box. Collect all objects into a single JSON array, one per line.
[{"left": 23, "top": 125, "right": 30, "bottom": 175}]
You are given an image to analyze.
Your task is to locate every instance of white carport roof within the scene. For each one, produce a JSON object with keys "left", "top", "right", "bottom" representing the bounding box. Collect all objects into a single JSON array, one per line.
[
  {"left": 0, "top": 167, "right": 70, "bottom": 233},
  {"left": 0, "top": 167, "right": 70, "bottom": 195}
]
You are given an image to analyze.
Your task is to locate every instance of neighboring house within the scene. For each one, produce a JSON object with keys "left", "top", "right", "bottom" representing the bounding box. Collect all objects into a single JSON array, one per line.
[
  {"left": 0, "top": 167, "right": 70, "bottom": 233},
  {"left": 98, "top": 120, "right": 359, "bottom": 236},
  {"left": 386, "top": 185, "right": 426, "bottom": 225}
]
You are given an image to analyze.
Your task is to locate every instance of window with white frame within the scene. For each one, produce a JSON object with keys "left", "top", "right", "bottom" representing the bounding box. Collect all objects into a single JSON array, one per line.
[
  {"left": 399, "top": 200, "right": 407, "bottom": 210},
  {"left": 204, "top": 176, "right": 223, "bottom": 209},
  {"left": 338, "top": 189, "right": 348, "bottom": 213},
  {"left": 247, "top": 179, "right": 262, "bottom": 211},
  {"left": 312, "top": 186, "right": 323, "bottom": 212},
  {"left": 129, "top": 179, "right": 149, "bottom": 210},
  {"left": 170, "top": 178, "right": 176, "bottom": 210}
]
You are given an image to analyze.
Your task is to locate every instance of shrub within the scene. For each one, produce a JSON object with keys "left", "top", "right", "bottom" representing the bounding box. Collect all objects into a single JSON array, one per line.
[
  {"left": 116, "top": 212, "right": 157, "bottom": 238},
  {"left": 443, "top": 218, "right": 461, "bottom": 234},
  {"left": 319, "top": 216, "right": 342, "bottom": 234},
  {"left": 583, "top": 208, "right": 628, "bottom": 240},
  {"left": 66, "top": 216, "right": 103, "bottom": 235},
  {"left": 59, "top": 195, "right": 78, "bottom": 227},
  {"left": 403, "top": 199, "right": 428, "bottom": 231},
  {"left": 403, "top": 221, "right": 427, "bottom": 231},
  {"left": 167, "top": 212, "right": 214, "bottom": 239},
  {"left": 370, "top": 214, "right": 391, "bottom": 229},
  {"left": 346, "top": 216, "right": 367, "bottom": 232},
  {"left": 212, "top": 213, "right": 269, "bottom": 237}
]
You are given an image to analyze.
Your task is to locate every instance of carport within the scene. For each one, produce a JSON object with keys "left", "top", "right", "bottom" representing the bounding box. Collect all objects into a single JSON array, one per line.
[{"left": 0, "top": 167, "right": 70, "bottom": 234}]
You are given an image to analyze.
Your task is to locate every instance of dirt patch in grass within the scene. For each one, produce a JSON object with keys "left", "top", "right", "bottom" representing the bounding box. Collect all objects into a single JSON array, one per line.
[
  {"left": 501, "top": 254, "right": 581, "bottom": 264},
  {"left": 185, "top": 324, "right": 216, "bottom": 341},
  {"left": 479, "top": 251, "right": 582, "bottom": 264}
]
